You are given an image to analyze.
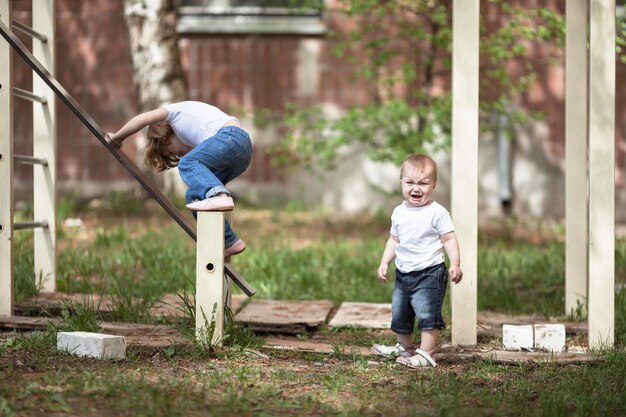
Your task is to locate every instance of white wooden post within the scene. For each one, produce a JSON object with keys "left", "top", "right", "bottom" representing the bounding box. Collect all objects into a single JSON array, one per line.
[
  {"left": 32, "top": 0, "right": 56, "bottom": 293},
  {"left": 196, "top": 211, "right": 226, "bottom": 346},
  {"left": 587, "top": 0, "right": 615, "bottom": 348},
  {"left": 565, "top": 0, "right": 589, "bottom": 317},
  {"left": 224, "top": 211, "right": 233, "bottom": 310},
  {"left": 450, "top": 0, "right": 479, "bottom": 346},
  {"left": 0, "top": 0, "right": 14, "bottom": 317}
]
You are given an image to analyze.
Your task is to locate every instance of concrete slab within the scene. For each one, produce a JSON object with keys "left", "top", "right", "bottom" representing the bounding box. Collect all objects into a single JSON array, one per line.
[
  {"left": 502, "top": 324, "right": 534, "bottom": 351},
  {"left": 57, "top": 331, "right": 126, "bottom": 360},
  {"left": 235, "top": 299, "right": 334, "bottom": 334},
  {"left": 328, "top": 302, "right": 391, "bottom": 329},
  {"left": 534, "top": 324, "right": 566, "bottom": 352}
]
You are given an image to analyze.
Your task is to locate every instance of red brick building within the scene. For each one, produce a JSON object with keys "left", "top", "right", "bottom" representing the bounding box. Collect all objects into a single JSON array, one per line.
[{"left": 7, "top": 0, "right": 626, "bottom": 218}]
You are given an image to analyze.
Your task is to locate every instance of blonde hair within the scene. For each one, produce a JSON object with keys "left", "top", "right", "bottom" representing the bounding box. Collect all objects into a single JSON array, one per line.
[
  {"left": 143, "top": 121, "right": 178, "bottom": 171},
  {"left": 400, "top": 154, "right": 437, "bottom": 181}
]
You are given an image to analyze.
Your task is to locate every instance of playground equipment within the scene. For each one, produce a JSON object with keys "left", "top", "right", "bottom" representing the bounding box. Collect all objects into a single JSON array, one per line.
[
  {"left": 0, "top": 0, "right": 255, "bottom": 345},
  {"left": 450, "top": 0, "right": 616, "bottom": 349},
  {"left": 0, "top": 0, "right": 617, "bottom": 350}
]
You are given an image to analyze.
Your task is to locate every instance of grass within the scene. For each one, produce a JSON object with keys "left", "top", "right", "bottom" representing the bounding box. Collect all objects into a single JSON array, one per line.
[
  {"left": 2, "top": 333, "right": 626, "bottom": 416},
  {"left": 3, "top": 196, "right": 626, "bottom": 416}
]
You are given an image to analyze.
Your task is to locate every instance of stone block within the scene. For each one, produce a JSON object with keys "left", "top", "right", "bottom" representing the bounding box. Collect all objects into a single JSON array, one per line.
[
  {"left": 57, "top": 331, "right": 126, "bottom": 360},
  {"left": 534, "top": 324, "right": 566, "bottom": 352},
  {"left": 502, "top": 324, "right": 534, "bottom": 351}
]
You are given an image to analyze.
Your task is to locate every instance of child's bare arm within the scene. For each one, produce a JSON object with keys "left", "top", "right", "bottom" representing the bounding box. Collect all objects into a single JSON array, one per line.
[
  {"left": 377, "top": 235, "right": 399, "bottom": 284},
  {"left": 105, "top": 108, "right": 168, "bottom": 149},
  {"left": 441, "top": 231, "right": 463, "bottom": 283}
]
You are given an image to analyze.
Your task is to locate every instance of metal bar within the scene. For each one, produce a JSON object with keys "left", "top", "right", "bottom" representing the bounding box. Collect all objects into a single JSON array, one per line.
[
  {"left": 14, "top": 154, "right": 48, "bottom": 166},
  {"left": 14, "top": 221, "right": 48, "bottom": 230},
  {"left": 0, "top": 19, "right": 256, "bottom": 297},
  {"left": 13, "top": 87, "right": 47, "bottom": 103},
  {"left": 11, "top": 19, "right": 47, "bottom": 42}
]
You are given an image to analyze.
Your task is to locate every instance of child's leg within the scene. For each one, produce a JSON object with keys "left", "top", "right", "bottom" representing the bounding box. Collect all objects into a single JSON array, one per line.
[
  {"left": 179, "top": 128, "right": 251, "bottom": 248},
  {"left": 178, "top": 127, "right": 252, "bottom": 202},
  {"left": 388, "top": 269, "right": 416, "bottom": 352},
  {"left": 396, "top": 333, "right": 415, "bottom": 350},
  {"left": 411, "top": 263, "right": 448, "bottom": 353},
  {"left": 419, "top": 329, "right": 438, "bottom": 354}
]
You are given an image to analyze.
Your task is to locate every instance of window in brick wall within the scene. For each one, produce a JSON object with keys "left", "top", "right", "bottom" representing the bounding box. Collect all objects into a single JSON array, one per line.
[{"left": 178, "top": 0, "right": 325, "bottom": 35}]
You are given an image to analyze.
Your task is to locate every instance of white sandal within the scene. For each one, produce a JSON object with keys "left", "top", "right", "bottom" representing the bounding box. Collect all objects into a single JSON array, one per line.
[
  {"left": 371, "top": 343, "right": 414, "bottom": 358},
  {"left": 395, "top": 348, "right": 437, "bottom": 368}
]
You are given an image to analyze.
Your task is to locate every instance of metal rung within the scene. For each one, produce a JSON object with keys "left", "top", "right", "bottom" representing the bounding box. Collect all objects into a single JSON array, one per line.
[
  {"left": 14, "top": 221, "right": 49, "bottom": 230},
  {"left": 13, "top": 87, "right": 47, "bottom": 104},
  {"left": 11, "top": 20, "right": 47, "bottom": 42},
  {"left": 14, "top": 155, "right": 48, "bottom": 166}
]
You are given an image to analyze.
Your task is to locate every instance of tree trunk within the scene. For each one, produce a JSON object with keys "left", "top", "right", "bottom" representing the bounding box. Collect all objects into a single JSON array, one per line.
[{"left": 122, "top": 0, "right": 187, "bottom": 195}]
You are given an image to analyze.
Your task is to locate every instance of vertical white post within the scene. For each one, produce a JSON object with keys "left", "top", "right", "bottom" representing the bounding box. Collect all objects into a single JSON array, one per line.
[
  {"left": 32, "top": 0, "right": 56, "bottom": 292},
  {"left": 565, "top": 0, "right": 589, "bottom": 317},
  {"left": 0, "top": 0, "right": 14, "bottom": 316},
  {"left": 196, "top": 211, "right": 225, "bottom": 346},
  {"left": 587, "top": 0, "right": 615, "bottom": 349},
  {"left": 224, "top": 211, "right": 233, "bottom": 310},
  {"left": 451, "top": 0, "right": 479, "bottom": 346}
]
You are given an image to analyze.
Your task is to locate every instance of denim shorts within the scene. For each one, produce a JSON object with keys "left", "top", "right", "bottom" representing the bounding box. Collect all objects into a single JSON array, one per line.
[{"left": 391, "top": 262, "right": 448, "bottom": 334}]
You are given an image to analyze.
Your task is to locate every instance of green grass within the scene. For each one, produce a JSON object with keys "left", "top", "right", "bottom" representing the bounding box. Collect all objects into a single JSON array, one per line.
[
  {"left": 2, "top": 331, "right": 626, "bottom": 416},
  {"left": 11, "top": 199, "right": 626, "bottom": 339},
  {"left": 4, "top": 197, "right": 626, "bottom": 416}
]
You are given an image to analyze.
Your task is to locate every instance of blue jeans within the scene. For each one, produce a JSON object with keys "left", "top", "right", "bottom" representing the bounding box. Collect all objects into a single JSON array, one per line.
[
  {"left": 178, "top": 126, "right": 252, "bottom": 247},
  {"left": 391, "top": 263, "right": 448, "bottom": 334}
]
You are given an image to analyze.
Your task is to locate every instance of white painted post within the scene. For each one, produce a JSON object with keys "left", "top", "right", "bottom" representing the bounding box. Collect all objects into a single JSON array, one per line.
[
  {"left": 565, "top": 0, "right": 589, "bottom": 317},
  {"left": 224, "top": 211, "right": 233, "bottom": 311},
  {"left": 196, "top": 211, "right": 226, "bottom": 346},
  {"left": 32, "top": 0, "right": 56, "bottom": 293},
  {"left": 587, "top": 0, "right": 615, "bottom": 349},
  {"left": 450, "top": 0, "right": 479, "bottom": 346},
  {"left": 0, "top": 0, "right": 14, "bottom": 317}
]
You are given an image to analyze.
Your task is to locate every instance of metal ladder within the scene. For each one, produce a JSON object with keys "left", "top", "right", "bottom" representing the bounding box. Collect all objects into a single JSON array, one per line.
[
  {"left": 1, "top": 0, "right": 57, "bottom": 317},
  {"left": 0, "top": 1, "right": 255, "bottom": 342}
]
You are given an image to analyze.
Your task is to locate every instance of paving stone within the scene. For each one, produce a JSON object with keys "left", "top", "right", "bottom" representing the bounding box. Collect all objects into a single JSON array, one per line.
[
  {"left": 328, "top": 302, "right": 391, "bottom": 329},
  {"left": 235, "top": 299, "right": 334, "bottom": 334}
]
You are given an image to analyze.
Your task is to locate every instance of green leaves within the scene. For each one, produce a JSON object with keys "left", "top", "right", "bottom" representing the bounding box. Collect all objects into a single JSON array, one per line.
[{"left": 270, "top": 1, "right": 571, "bottom": 172}]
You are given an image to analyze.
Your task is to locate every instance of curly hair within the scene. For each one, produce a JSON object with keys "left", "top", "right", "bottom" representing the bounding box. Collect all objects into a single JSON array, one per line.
[{"left": 143, "top": 121, "right": 179, "bottom": 171}]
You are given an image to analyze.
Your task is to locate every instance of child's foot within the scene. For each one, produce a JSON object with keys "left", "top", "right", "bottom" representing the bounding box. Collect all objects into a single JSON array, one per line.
[
  {"left": 395, "top": 348, "right": 437, "bottom": 368},
  {"left": 224, "top": 239, "right": 246, "bottom": 257},
  {"left": 371, "top": 343, "right": 414, "bottom": 358},
  {"left": 186, "top": 195, "right": 234, "bottom": 211}
]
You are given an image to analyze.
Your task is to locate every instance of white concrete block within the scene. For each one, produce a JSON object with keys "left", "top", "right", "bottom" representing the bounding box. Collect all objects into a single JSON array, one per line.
[
  {"left": 533, "top": 324, "right": 566, "bottom": 352},
  {"left": 57, "top": 331, "right": 126, "bottom": 360},
  {"left": 502, "top": 324, "right": 534, "bottom": 351}
]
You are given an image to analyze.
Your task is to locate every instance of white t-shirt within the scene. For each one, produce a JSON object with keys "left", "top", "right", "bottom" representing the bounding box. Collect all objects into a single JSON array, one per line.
[
  {"left": 390, "top": 201, "right": 455, "bottom": 273},
  {"left": 162, "top": 101, "right": 238, "bottom": 147}
]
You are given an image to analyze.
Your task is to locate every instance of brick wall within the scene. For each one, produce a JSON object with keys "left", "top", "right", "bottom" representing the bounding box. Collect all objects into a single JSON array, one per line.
[{"left": 7, "top": 0, "right": 626, "bottom": 202}]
